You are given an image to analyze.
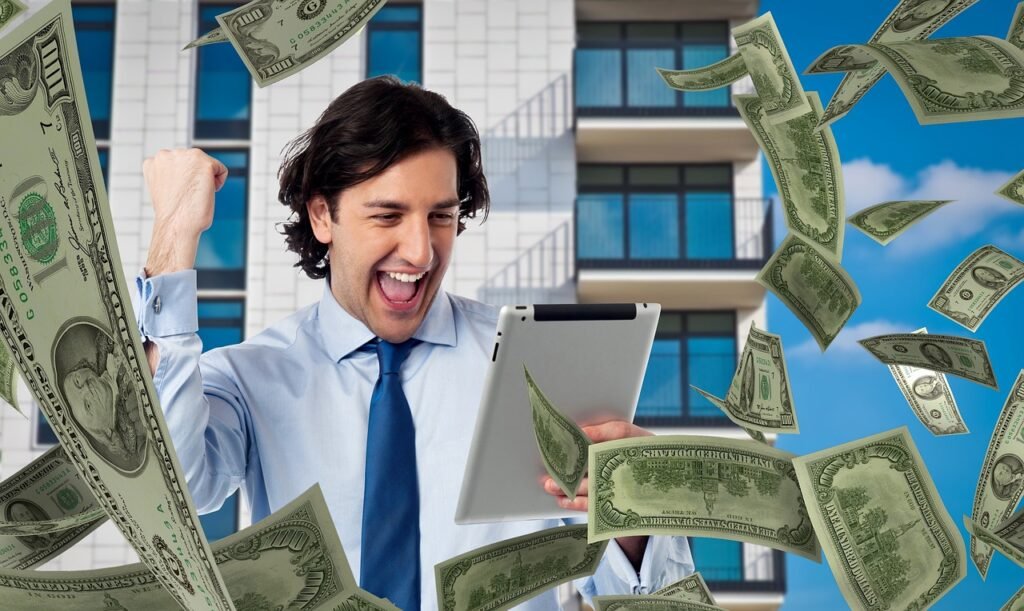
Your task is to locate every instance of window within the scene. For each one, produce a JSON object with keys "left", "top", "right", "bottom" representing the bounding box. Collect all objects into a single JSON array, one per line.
[
  {"left": 195, "top": 150, "right": 248, "bottom": 290},
  {"left": 194, "top": 2, "right": 251, "bottom": 140},
  {"left": 689, "top": 538, "right": 743, "bottom": 582},
  {"left": 576, "top": 164, "right": 734, "bottom": 266},
  {"left": 575, "top": 22, "right": 732, "bottom": 114},
  {"left": 634, "top": 312, "right": 736, "bottom": 426},
  {"left": 366, "top": 4, "right": 422, "bottom": 84},
  {"left": 72, "top": 3, "right": 115, "bottom": 185}
]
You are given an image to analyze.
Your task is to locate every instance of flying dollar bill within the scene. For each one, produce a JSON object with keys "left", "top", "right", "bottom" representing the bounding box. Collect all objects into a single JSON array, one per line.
[
  {"left": 655, "top": 53, "right": 748, "bottom": 91},
  {"left": 592, "top": 596, "right": 725, "bottom": 611},
  {"left": 732, "top": 12, "right": 810, "bottom": 124},
  {"left": 334, "top": 590, "right": 400, "bottom": 611},
  {"left": 0, "top": 446, "right": 106, "bottom": 537},
  {"left": 652, "top": 572, "right": 716, "bottom": 605},
  {"left": 964, "top": 515, "right": 1024, "bottom": 569},
  {"left": 812, "top": 37, "right": 1024, "bottom": 125},
  {"left": 1009, "top": 2, "right": 1024, "bottom": 50},
  {"left": 735, "top": 92, "right": 844, "bottom": 259},
  {"left": 847, "top": 200, "right": 952, "bottom": 246},
  {"left": 929, "top": 245, "right": 1024, "bottom": 332},
  {"left": 757, "top": 234, "right": 861, "bottom": 352},
  {"left": 996, "top": 168, "right": 1024, "bottom": 206},
  {"left": 588, "top": 435, "right": 820, "bottom": 561},
  {"left": 859, "top": 332, "right": 998, "bottom": 389},
  {"left": 887, "top": 328, "right": 967, "bottom": 436},
  {"left": 794, "top": 427, "right": 966, "bottom": 611},
  {"left": 691, "top": 323, "right": 798, "bottom": 435},
  {"left": 1005, "top": 584, "right": 1024, "bottom": 611},
  {"left": 0, "top": 344, "right": 22, "bottom": 414},
  {"left": 691, "top": 386, "right": 768, "bottom": 444},
  {"left": 0, "top": 0, "right": 25, "bottom": 33},
  {"left": 0, "top": 484, "right": 365, "bottom": 609},
  {"left": 807, "top": 0, "right": 980, "bottom": 128},
  {"left": 434, "top": 524, "right": 608, "bottom": 611},
  {"left": 0, "top": 3, "right": 235, "bottom": 607},
  {"left": 969, "top": 371, "right": 1024, "bottom": 578},
  {"left": 525, "top": 364, "right": 590, "bottom": 501},
  {"left": 183, "top": 27, "right": 229, "bottom": 50},
  {"left": 216, "top": 0, "right": 390, "bottom": 87}
]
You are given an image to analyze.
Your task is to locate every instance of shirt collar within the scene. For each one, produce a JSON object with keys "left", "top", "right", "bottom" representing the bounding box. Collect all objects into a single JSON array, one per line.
[{"left": 316, "top": 279, "right": 457, "bottom": 363}]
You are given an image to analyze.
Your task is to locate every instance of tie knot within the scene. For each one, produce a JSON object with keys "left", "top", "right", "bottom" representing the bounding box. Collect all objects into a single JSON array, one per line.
[{"left": 376, "top": 337, "right": 420, "bottom": 375}]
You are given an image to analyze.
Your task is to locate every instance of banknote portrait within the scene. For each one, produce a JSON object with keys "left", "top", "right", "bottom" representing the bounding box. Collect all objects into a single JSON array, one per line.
[
  {"left": 892, "top": 0, "right": 956, "bottom": 32},
  {"left": 53, "top": 320, "right": 147, "bottom": 474},
  {"left": 920, "top": 342, "right": 954, "bottom": 370},
  {"left": 971, "top": 265, "right": 1008, "bottom": 290},
  {"left": 4, "top": 499, "right": 52, "bottom": 549},
  {"left": 912, "top": 375, "right": 943, "bottom": 401},
  {"left": 991, "top": 454, "right": 1024, "bottom": 501}
]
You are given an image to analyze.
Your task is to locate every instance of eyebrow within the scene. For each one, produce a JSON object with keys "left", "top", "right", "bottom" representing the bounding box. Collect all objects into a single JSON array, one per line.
[{"left": 362, "top": 198, "right": 462, "bottom": 211}]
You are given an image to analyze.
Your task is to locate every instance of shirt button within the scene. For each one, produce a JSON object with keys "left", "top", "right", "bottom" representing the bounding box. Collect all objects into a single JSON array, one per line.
[{"left": 153, "top": 296, "right": 162, "bottom": 314}]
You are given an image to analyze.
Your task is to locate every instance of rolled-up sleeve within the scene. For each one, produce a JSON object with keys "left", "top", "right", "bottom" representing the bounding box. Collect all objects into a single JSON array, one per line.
[
  {"left": 135, "top": 270, "right": 250, "bottom": 513},
  {"left": 575, "top": 536, "right": 696, "bottom": 605}
]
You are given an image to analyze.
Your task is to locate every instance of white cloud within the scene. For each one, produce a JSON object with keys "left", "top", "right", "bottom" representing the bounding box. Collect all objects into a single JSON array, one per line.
[
  {"left": 789, "top": 319, "right": 911, "bottom": 359},
  {"left": 843, "top": 158, "right": 908, "bottom": 213}
]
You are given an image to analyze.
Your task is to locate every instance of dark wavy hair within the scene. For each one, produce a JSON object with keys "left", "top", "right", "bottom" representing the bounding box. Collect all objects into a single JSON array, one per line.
[{"left": 278, "top": 76, "right": 490, "bottom": 279}]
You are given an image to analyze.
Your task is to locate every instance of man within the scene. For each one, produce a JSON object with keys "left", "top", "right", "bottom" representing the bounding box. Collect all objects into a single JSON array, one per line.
[{"left": 136, "top": 76, "right": 693, "bottom": 610}]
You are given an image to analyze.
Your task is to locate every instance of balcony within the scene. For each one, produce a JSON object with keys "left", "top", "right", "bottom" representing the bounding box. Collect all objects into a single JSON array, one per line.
[{"left": 575, "top": 196, "right": 773, "bottom": 309}]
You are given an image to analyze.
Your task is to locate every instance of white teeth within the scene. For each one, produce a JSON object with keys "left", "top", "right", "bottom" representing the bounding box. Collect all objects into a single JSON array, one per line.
[{"left": 384, "top": 271, "right": 426, "bottom": 283}]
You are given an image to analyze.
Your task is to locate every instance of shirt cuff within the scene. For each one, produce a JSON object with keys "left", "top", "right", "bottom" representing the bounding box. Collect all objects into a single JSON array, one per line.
[{"left": 135, "top": 269, "right": 199, "bottom": 338}]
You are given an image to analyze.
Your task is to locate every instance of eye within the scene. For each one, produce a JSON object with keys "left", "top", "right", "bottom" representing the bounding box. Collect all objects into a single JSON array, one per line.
[
  {"left": 373, "top": 214, "right": 399, "bottom": 221},
  {"left": 432, "top": 213, "right": 455, "bottom": 223}
]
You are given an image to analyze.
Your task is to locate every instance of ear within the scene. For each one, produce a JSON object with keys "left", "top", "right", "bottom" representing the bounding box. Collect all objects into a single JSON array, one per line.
[{"left": 307, "top": 194, "right": 333, "bottom": 245}]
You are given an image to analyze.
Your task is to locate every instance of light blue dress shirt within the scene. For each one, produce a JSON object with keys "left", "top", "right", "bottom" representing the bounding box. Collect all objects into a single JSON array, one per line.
[{"left": 134, "top": 270, "right": 695, "bottom": 609}]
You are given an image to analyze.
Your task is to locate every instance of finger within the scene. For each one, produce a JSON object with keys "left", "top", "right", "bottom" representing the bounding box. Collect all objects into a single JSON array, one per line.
[
  {"left": 211, "top": 158, "right": 229, "bottom": 192},
  {"left": 543, "top": 476, "right": 589, "bottom": 498},
  {"left": 581, "top": 420, "right": 652, "bottom": 443},
  {"left": 556, "top": 495, "right": 588, "bottom": 512}
]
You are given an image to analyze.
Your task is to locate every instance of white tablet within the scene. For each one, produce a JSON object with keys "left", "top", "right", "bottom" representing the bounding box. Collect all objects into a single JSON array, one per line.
[{"left": 455, "top": 302, "right": 661, "bottom": 524}]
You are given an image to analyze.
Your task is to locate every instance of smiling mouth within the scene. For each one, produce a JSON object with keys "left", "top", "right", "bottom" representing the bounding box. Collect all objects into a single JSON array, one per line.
[{"left": 376, "top": 270, "right": 428, "bottom": 305}]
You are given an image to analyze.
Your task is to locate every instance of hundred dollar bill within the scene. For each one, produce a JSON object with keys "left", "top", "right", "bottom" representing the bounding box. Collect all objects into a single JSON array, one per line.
[
  {"left": 0, "top": 0, "right": 25, "bottom": 33},
  {"left": 808, "top": 0, "right": 980, "bottom": 128},
  {"left": 757, "top": 234, "right": 860, "bottom": 352},
  {"left": 814, "top": 37, "right": 1024, "bottom": 125},
  {"left": 847, "top": 199, "right": 952, "bottom": 246},
  {"left": 996, "top": 168, "right": 1024, "bottom": 206},
  {"left": 969, "top": 371, "right": 1024, "bottom": 578},
  {"left": 887, "top": 328, "right": 967, "bottom": 436},
  {"left": 183, "top": 27, "right": 229, "bottom": 50},
  {"left": 655, "top": 53, "right": 748, "bottom": 91},
  {"left": 652, "top": 572, "right": 716, "bottom": 605},
  {"left": 525, "top": 364, "right": 589, "bottom": 501},
  {"left": 691, "top": 324, "right": 797, "bottom": 435},
  {"left": 0, "top": 344, "right": 22, "bottom": 414},
  {"left": 434, "top": 524, "right": 608, "bottom": 611},
  {"left": 588, "top": 435, "right": 820, "bottom": 560},
  {"left": 593, "top": 596, "right": 725, "bottom": 611},
  {"left": 1009, "top": 2, "right": 1024, "bottom": 50},
  {"left": 1005, "top": 584, "right": 1024, "bottom": 611},
  {"left": 859, "top": 332, "right": 997, "bottom": 389},
  {"left": 0, "top": 484, "right": 362, "bottom": 609},
  {"left": 333, "top": 589, "right": 400, "bottom": 611},
  {"left": 732, "top": 12, "right": 809, "bottom": 124},
  {"left": 216, "top": 0, "right": 390, "bottom": 87},
  {"left": 929, "top": 245, "right": 1024, "bottom": 332},
  {"left": 691, "top": 385, "right": 768, "bottom": 444},
  {"left": 735, "top": 92, "right": 844, "bottom": 259},
  {"left": 0, "top": 3, "right": 234, "bottom": 608},
  {"left": 963, "top": 515, "right": 1024, "bottom": 569},
  {"left": 793, "top": 427, "right": 966, "bottom": 610},
  {"left": 0, "top": 445, "right": 106, "bottom": 536}
]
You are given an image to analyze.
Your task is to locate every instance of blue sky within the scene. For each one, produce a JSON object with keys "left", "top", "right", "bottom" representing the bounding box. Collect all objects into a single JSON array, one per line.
[{"left": 757, "top": 1, "right": 1024, "bottom": 609}]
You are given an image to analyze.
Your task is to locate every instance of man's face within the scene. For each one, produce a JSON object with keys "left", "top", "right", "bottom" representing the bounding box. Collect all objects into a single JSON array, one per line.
[
  {"left": 63, "top": 367, "right": 115, "bottom": 438},
  {"left": 312, "top": 147, "right": 460, "bottom": 343},
  {"left": 994, "top": 462, "right": 1017, "bottom": 488},
  {"left": 9, "top": 503, "right": 34, "bottom": 522}
]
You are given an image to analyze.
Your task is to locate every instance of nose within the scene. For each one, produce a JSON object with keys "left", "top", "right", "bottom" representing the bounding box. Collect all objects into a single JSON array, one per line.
[{"left": 396, "top": 214, "right": 434, "bottom": 270}]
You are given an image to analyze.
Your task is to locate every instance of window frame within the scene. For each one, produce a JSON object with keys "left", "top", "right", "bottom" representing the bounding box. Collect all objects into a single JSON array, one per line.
[
  {"left": 71, "top": 1, "right": 116, "bottom": 185},
  {"left": 364, "top": 2, "right": 423, "bottom": 85},
  {"left": 192, "top": 1, "right": 253, "bottom": 141}
]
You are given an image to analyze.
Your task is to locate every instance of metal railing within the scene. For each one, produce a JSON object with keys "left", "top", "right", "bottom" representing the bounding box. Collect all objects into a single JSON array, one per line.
[{"left": 477, "top": 221, "right": 576, "bottom": 306}]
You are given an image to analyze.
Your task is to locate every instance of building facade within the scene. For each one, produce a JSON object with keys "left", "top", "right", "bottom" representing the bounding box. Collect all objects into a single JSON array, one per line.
[{"left": 0, "top": 0, "right": 781, "bottom": 608}]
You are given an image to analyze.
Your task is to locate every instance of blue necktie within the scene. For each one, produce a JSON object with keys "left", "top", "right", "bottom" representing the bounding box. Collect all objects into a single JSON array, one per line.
[{"left": 360, "top": 337, "right": 421, "bottom": 610}]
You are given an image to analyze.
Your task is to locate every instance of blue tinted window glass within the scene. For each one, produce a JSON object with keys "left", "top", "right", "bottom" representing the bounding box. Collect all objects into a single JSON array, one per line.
[
  {"left": 687, "top": 337, "right": 736, "bottom": 417},
  {"left": 368, "top": 30, "right": 422, "bottom": 83},
  {"left": 97, "top": 147, "right": 109, "bottom": 185},
  {"left": 72, "top": 5, "right": 115, "bottom": 139},
  {"left": 690, "top": 538, "right": 742, "bottom": 581},
  {"left": 371, "top": 6, "right": 421, "bottom": 23},
  {"left": 195, "top": 4, "right": 251, "bottom": 138},
  {"left": 577, "top": 194, "right": 624, "bottom": 259},
  {"left": 36, "top": 410, "right": 59, "bottom": 446},
  {"left": 636, "top": 340, "right": 682, "bottom": 418},
  {"left": 629, "top": 194, "right": 678, "bottom": 259},
  {"left": 196, "top": 150, "right": 247, "bottom": 286},
  {"left": 686, "top": 192, "right": 733, "bottom": 259},
  {"left": 626, "top": 48, "right": 675, "bottom": 107},
  {"left": 198, "top": 300, "right": 245, "bottom": 320},
  {"left": 683, "top": 44, "right": 729, "bottom": 107},
  {"left": 576, "top": 49, "right": 621, "bottom": 107},
  {"left": 199, "top": 492, "right": 239, "bottom": 542}
]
